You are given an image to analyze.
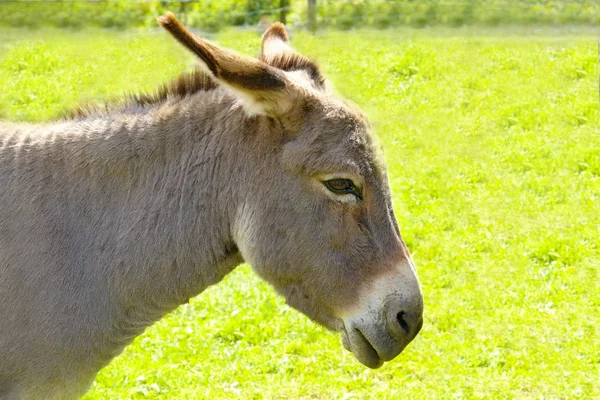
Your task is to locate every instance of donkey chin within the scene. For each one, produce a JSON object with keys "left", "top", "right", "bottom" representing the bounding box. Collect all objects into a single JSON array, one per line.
[{"left": 279, "top": 263, "right": 424, "bottom": 369}]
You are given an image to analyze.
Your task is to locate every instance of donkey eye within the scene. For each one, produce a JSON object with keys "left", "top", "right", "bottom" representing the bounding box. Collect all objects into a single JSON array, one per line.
[{"left": 323, "top": 179, "right": 362, "bottom": 199}]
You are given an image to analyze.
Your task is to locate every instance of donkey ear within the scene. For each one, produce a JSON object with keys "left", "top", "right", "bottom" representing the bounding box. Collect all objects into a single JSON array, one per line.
[
  {"left": 260, "top": 23, "right": 294, "bottom": 61},
  {"left": 259, "top": 23, "right": 326, "bottom": 91},
  {"left": 158, "top": 13, "right": 298, "bottom": 117}
]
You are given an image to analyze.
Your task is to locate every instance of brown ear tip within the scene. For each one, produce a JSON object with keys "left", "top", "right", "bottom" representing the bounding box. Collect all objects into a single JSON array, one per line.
[
  {"left": 157, "top": 12, "right": 178, "bottom": 28},
  {"left": 264, "top": 22, "right": 289, "bottom": 43},
  {"left": 156, "top": 16, "right": 168, "bottom": 26}
]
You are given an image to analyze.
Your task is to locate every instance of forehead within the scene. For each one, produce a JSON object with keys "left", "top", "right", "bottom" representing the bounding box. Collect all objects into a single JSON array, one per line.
[{"left": 286, "top": 98, "right": 385, "bottom": 178}]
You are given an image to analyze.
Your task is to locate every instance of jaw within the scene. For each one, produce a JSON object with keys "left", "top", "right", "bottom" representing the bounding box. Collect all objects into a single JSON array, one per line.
[{"left": 278, "top": 284, "right": 345, "bottom": 332}]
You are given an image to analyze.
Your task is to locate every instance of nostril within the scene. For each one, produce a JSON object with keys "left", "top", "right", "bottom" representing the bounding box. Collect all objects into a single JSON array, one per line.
[{"left": 396, "top": 311, "right": 410, "bottom": 335}]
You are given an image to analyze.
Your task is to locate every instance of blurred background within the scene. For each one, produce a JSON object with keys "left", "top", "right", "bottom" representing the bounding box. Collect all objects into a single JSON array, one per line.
[{"left": 1, "top": 0, "right": 600, "bottom": 32}]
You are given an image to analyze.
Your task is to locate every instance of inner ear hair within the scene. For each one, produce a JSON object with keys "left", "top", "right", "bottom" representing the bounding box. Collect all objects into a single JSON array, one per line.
[
  {"left": 259, "top": 21, "right": 325, "bottom": 90},
  {"left": 262, "top": 22, "right": 290, "bottom": 44},
  {"left": 264, "top": 53, "right": 326, "bottom": 90}
]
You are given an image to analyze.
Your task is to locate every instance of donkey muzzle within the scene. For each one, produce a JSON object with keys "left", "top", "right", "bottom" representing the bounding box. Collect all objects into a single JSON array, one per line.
[{"left": 342, "top": 262, "right": 423, "bottom": 368}]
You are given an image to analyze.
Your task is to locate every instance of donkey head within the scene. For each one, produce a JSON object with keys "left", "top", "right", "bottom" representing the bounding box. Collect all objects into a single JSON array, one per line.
[{"left": 159, "top": 13, "right": 423, "bottom": 368}]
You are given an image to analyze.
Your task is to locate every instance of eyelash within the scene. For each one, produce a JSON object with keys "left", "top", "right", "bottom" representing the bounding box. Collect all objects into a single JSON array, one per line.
[{"left": 323, "top": 179, "right": 363, "bottom": 200}]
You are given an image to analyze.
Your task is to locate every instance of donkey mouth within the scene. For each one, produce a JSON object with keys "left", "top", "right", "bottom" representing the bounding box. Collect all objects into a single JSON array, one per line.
[{"left": 342, "top": 327, "right": 384, "bottom": 369}]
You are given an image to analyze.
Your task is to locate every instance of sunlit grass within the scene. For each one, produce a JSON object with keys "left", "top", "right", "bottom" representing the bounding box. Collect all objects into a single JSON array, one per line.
[{"left": 1, "top": 26, "right": 598, "bottom": 399}]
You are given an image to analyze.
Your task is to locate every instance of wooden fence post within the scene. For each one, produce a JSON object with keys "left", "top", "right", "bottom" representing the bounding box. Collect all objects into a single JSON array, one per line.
[
  {"left": 307, "top": 0, "right": 316, "bottom": 33},
  {"left": 280, "top": 0, "right": 288, "bottom": 25}
]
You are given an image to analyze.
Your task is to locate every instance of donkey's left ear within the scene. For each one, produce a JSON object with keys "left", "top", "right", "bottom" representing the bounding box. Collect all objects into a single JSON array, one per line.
[{"left": 158, "top": 13, "right": 302, "bottom": 118}]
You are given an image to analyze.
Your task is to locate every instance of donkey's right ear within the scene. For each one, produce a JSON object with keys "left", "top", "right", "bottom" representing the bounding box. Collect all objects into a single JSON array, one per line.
[
  {"left": 260, "top": 23, "right": 294, "bottom": 61},
  {"left": 158, "top": 12, "right": 302, "bottom": 119},
  {"left": 260, "top": 23, "right": 326, "bottom": 91}
]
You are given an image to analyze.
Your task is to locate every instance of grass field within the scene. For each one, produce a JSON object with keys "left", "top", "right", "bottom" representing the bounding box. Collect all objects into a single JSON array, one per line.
[{"left": 0, "top": 25, "right": 598, "bottom": 399}]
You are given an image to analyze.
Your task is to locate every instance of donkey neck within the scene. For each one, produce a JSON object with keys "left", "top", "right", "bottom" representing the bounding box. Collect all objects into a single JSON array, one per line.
[
  {"left": 0, "top": 90, "right": 258, "bottom": 352},
  {"left": 85, "top": 92, "right": 253, "bottom": 315}
]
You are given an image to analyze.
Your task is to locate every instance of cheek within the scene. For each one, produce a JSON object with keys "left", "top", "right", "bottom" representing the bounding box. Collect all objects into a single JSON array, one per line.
[
  {"left": 247, "top": 195, "right": 328, "bottom": 274},
  {"left": 325, "top": 205, "right": 371, "bottom": 251}
]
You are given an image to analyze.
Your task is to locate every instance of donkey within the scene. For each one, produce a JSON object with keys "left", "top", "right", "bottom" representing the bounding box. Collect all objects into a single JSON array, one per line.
[{"left": 0, "top": 13, "right": 423, "bottom": 399}]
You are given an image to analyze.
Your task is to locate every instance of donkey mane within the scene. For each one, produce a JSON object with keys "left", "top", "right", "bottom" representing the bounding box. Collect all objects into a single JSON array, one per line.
[
  {"left": 68, "top": 49, "right": 323, "bottom": 120},
  {"left": 68, "top": 68, "right": 217, "bottom": 119}
]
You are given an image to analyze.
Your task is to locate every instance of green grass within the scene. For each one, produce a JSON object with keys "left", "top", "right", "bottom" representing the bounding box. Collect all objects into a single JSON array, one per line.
[{"left": 1, "top": 26, "right": 598, "bottom": 399}]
